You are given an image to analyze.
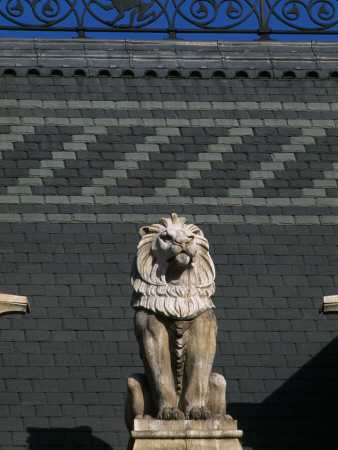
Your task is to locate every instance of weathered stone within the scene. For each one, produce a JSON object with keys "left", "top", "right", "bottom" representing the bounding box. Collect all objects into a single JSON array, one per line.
[
  {"left": 126, "top": 213, "right": 242, "bottom": 449},
  {"left": 132, "top": 417, "right": 243, "bottom": 449},
  {"left": 0, "top": 294, "right": 30, "bottom": 316},
  {"left": 320, "top": 295, "right": 338, "bottom": 313}
]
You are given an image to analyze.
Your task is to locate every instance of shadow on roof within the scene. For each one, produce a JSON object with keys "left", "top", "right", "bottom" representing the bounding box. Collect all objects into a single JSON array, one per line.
[{"left": 228, "top": 336, "right": 338, "bottom": 449}]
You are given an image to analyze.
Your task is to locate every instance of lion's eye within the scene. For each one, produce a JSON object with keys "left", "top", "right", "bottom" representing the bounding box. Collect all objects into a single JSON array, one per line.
[{"left": 161, "top": 233, "right": 172, "bottom": 242}]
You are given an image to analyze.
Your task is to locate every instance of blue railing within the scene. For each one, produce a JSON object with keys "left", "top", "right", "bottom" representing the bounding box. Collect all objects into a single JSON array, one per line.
[{"left": 0, "top": 0, "right": 337, "bottom": 39}]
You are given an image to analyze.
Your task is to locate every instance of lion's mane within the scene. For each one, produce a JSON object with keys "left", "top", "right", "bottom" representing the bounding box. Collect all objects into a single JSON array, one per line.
[{"left": 131, "top": 213, "right": 216, "bottom": 320}]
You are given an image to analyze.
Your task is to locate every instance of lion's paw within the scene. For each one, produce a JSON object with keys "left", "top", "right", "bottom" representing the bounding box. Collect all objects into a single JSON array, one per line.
[
  {"left": 188, "top": 406, "right": 213, "bottom": 420},
  {"left": 158, "top": 406, "right": 185, "bottom": 420}
]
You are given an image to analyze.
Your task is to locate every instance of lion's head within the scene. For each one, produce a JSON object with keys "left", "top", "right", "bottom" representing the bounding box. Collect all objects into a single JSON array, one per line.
[{"left": 131, "top": 213, "right": 215, "bottom": 320}]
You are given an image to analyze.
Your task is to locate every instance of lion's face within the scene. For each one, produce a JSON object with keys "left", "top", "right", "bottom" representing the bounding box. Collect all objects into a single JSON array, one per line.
[
  {"left": 151, "top": 226, "right": 197, "bottom": 269},
  {"left": 131, "top": 213, "right": 216, "bottom": 319}
]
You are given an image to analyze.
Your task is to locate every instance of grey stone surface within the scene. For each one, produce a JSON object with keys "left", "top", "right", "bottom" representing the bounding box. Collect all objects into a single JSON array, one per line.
[{"left": 0, "top": 38, "right": 337, "bottom": 79}]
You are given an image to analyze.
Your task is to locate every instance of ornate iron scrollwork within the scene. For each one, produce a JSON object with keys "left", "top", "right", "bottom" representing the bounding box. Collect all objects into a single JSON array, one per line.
[
  {"left": 172, "top": 0, "right": 259, "bottom": 31},
  {"left": 1, "top": 0, "right": 78, "bottom": 27},
  {"left": 0, "top": 0, "right": 337, "bottom": 38},
  {"left": 266, "top": 0, "right": 338, "bottom": 32},
  {"left": 83, "top": 0, "right": 169, "bottom": 28}
]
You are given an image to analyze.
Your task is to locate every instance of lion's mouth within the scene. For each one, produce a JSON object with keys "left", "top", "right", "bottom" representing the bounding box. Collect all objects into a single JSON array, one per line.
[
  {"left": 174, "top": 252, "right": 191, "bottom": 266},
  {"left": 169, "top": 250, "right": 193, "bottom": 267}
]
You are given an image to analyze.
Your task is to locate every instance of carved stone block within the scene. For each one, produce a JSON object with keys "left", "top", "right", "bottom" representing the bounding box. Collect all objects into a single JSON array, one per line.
[
  {"left": 0, "top": 294, "right": 30, "bottom": 316},
  {"left": 320, "top": 295, "right": 338, "bottom": 313},
  {"left": 132, "top": 417, "right": 243, "bottom": 449}
]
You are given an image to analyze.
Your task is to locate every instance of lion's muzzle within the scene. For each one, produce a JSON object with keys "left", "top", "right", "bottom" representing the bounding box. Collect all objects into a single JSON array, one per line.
[
  {"left": 170, "top": 237, "right": 196, "bottom": 267},
  {"left": 174, "top": 252, "right": 191, "bottom": 267}
]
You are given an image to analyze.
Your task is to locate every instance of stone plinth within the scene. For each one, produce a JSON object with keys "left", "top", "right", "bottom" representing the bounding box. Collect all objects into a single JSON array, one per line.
[{"left": 131, "top": 417, "right": 243, "bottom": 449}]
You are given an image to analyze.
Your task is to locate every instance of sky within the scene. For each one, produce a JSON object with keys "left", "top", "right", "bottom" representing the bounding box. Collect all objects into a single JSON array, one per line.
[{"left": 0, "top": 0, "right": 337, "bottom": 41}]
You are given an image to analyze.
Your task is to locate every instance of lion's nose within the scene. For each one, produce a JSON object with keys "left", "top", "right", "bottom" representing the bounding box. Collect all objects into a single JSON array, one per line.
[{"left": 174, "top": 234, "right": 192, "bottom": 245}]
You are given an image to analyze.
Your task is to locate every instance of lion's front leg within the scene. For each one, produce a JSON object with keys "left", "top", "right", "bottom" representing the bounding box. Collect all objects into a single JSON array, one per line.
[
  {"left": 181, "top": 310, "right": 217, "bottom": 419},
  {"left": 134, "top": 310, "right": 182, "bottom": 419}
]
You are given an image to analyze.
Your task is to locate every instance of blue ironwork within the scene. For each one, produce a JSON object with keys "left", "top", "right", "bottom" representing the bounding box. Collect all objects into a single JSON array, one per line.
[{"left": 0, "top": 0, "right": 337, "bottom": 39}]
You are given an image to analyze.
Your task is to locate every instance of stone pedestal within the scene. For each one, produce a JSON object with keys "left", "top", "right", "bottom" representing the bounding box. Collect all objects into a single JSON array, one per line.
[{"left": 131, "top": 416, "right": 243, "bottom": 449}]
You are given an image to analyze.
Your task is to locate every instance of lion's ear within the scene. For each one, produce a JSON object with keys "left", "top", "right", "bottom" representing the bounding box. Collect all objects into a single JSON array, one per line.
[
  {"left": 139, "top": 226, "right": 150, "bottom": 237},
  {"left": 139, "top": 225, "right": 162, "bottom": 237}
]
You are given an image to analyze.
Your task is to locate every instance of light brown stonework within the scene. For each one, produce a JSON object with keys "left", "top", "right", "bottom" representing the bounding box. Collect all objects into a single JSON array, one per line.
[
  {"left": 126, "top": 214, "right": 243, "bottom": 448},
  {"left": 0, "top": 294, "right": 30, "bottom": 316},
  {"left": 132, "top": 417, "right": 243, "bottom": 449}
]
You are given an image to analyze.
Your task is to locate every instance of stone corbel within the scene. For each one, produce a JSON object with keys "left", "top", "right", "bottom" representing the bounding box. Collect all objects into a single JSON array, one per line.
[
  {"left": 0, "top": 294, "right": 30, "bottom": 317},
  {"left": 320, "top": 295, "right": 338, "bottom": 314}
]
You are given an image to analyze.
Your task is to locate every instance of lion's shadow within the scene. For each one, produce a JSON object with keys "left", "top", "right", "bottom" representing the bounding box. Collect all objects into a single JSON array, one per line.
[
  {"left": 26, "top": 426, "right": 113, "bottom": 449},
  {"left": 228, "top": 337, "right": 338, "bottom": 449}
]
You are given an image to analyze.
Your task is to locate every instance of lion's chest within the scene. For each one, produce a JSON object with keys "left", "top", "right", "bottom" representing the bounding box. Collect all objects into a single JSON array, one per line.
[{"left": 132, "top": 290, "right": 215, "bottom": 321}]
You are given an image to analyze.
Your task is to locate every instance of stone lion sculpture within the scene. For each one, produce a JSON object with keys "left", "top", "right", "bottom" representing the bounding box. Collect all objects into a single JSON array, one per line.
[{"left": 125, "top": 213, "right": 227, "bottom": 432}]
